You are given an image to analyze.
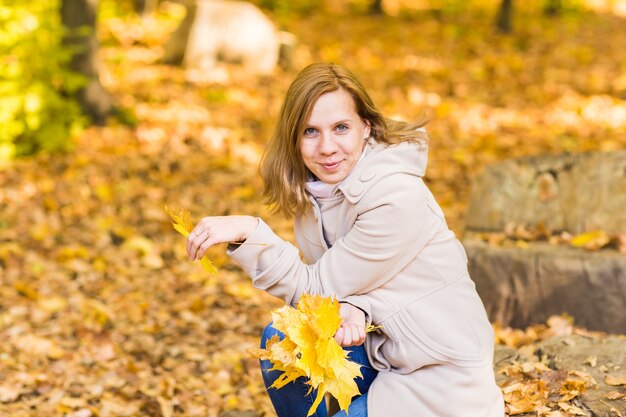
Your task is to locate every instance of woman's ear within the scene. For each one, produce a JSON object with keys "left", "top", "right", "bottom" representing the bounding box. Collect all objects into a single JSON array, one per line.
[{"left": 363, "top": 119, "right": 372, "bottom": 139}]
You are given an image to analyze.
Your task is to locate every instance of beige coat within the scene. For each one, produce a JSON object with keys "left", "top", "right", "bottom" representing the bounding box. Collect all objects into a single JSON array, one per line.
[{"left": 230, "top": 140, "right": 504, "bottom": 417}]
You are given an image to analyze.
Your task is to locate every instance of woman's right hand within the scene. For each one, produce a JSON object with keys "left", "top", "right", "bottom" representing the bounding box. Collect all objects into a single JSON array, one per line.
[
  {"left": 335, "top": 302, "right": 367, "bottom": 347},
  {"left": 186, "top": 215, "right": 259, "bottom": 261}
]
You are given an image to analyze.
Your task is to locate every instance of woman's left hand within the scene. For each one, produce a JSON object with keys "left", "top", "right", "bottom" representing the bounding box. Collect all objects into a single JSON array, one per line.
[
  {"left": 334, "top": 302, "right": 366, "bottom": 347},
  {"left": 186, "top": 215, "right": 258, "bottom": 261}
]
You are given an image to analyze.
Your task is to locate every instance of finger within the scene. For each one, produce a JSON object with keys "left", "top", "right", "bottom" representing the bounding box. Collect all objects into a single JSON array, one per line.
[
  {"left": 354, "top": 326, "right": 366, "bottom": 346},
  {"left": 196, "top": 238, "right": 216, "bottom": 260},
  {"left": 186, "top": 229, "right": 198, "bottom": 259},
  {"left": 334, "top": 327, "right": 344, "bottom": 345},
  {"left": 350, "top": 325, "right": 362, "bottom": 346},
  {"left": 342, "top": 325, "right": 355, "bottom": 347},
  {"left": 348, "top": 324, "right": 364, "bottom": 347},
  {"left": 358, "top": 326, "right": 366, "bottom": 344},
  {"left": 187, "top": 231, "right": 198, "bottom": 260},
  {"left": 188, "top": 229, "right": 208, "bottom": 260}
]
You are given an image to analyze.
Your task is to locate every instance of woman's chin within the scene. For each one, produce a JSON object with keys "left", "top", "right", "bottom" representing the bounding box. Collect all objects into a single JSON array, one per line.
[{"left": 315, "top": 172, "right": 345, "bottom": 184}]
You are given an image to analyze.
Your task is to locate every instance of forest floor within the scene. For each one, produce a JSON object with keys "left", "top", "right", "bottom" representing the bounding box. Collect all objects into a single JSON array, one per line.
[{"left": 1, "top": 3, "right": 626, "bottom": 416}]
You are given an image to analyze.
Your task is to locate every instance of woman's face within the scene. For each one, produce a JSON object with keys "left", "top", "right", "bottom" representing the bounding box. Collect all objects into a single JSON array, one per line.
[{"left": 299, "top": 89, "right": 371, "bottom": 184}]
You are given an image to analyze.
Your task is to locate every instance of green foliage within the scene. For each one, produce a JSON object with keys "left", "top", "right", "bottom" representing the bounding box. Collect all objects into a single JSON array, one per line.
[
  {"left": 99, "top": 0, "right": 137, "bottom": 21},
  {"left": 0, "top": 0, "right": 87, "bottom": 165}
]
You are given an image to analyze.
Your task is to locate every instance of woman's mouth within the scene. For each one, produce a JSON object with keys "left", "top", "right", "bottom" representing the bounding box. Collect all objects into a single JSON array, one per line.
[{"left": 320, "top": 161, "right": 341, "bottom": 171}]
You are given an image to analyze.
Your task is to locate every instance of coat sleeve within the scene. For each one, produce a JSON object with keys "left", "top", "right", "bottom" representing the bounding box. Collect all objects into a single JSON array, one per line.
[{"left": 228, "top": 174, "right": 441, "bottom": 307}]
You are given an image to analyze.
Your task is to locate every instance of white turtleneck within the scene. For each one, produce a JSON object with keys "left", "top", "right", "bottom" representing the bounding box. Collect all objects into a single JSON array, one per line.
[{"left": 304, "top": 145, "right": 369, "bottom": 246}]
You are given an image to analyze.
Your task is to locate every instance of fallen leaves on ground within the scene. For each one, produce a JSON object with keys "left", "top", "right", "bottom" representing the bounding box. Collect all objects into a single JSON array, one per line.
[
  {"left": 495, "top": 315, "right": 626, "bottom": 416},
  {"left": 469, "top": 225, "right": 626, "bottom": 253},
  {"left": 1, "top": 2, "right": 625, "bottom": 416}
]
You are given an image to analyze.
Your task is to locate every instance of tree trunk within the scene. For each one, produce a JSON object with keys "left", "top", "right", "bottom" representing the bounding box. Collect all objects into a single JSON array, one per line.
[
  {"left": 543, "top": 0, "right": 562, "bottom": 16},
  {"left": 162, "top": 1, "right": 197, "bottom": 66},
  {"left": 496, "top": 0, "right": 513, "bottom": 33},
  {"left": 133, "top": 0, "right": 159, "bottom": 16},
  {"left": 61, "top": 0, "right": 113, "bottom": 125},
  {"left": 370, "top": 0, "right": 383, "bottom": 14}
]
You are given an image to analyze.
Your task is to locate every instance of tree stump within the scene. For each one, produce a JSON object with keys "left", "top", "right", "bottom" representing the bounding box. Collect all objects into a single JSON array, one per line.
[
  {"left": 464, "top": 151, "right": 626, "bottom": 333},
  {"left": 465, "top": 241, "right": 626, "bottom": 333},
  {"left": 465, "top": 150, "right": 626, "bottom": 234}
]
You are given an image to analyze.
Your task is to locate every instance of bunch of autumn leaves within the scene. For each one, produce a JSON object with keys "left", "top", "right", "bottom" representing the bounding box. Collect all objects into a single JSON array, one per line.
[
  {"left": 248, "top": 295, "right": 365, "bottom": 415},
  {"left": 166, "top": 207, "right": 364, "bottom": 416}
]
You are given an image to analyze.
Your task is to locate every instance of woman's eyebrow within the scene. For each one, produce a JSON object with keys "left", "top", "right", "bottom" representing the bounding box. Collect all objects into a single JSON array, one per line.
[
  {"left": 307, "top": 118, "right": 352, "bottom": 127},
  {"left": 304, "top": 118, "right": 352, "bottom": 128}
]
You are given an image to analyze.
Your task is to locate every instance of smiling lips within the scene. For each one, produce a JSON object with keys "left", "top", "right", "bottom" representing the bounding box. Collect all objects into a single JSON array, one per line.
[{"left": 320, "top": 161, "right": 342, "bottom": 171}]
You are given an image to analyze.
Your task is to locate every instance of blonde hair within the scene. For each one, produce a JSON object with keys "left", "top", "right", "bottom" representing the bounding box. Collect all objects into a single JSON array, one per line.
[{"left": 260, "top": 62, "right": 428, "bottom": 218}]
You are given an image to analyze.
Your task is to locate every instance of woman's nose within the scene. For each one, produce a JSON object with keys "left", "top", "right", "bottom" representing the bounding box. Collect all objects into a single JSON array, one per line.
[{"left": 318, "top": 133, "right": 338, "bottom": 154}]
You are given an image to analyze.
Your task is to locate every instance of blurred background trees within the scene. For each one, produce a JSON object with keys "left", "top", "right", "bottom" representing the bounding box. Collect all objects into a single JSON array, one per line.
[
  {"left": 61, "top": 0, "right": 113, "bottom": 125},
  {"left": 0, "top": 0, "right": 86, "bottom": 163},
  {"left": 1, "top": 0, "right": 624, "bottom": 166},
  {"left": 0, "top": 0, "right": 112, "bottom": 165}
]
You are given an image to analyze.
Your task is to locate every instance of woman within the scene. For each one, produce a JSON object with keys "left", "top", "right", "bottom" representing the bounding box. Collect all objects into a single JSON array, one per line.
[{"left": 186, "top": 63, "right": 504, "bottom": 417}]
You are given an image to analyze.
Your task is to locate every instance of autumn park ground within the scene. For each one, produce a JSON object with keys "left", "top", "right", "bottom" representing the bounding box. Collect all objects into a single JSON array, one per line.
[{"left": 2, "top": 2, "right": 626, "bottom": 416}]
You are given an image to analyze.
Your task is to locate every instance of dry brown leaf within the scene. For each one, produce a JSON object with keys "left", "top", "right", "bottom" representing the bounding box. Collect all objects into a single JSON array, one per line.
[
  {"left": 605, "top": 375, "right": 626, "bottom": 387},
  {"left": 557, "top": 401, "right": 588, "bottom": 415},
  {"left": 0, "top": 385, "right": 21, "bottom": 403},
  {"left": 583, "top": 356, "right": 597, "bottom": 367},
  {"left": 606, "top": 391, "right": 625, "bottom": 400}
]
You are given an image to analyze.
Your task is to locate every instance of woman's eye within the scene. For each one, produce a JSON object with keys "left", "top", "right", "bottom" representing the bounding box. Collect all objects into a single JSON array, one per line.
[
  {"left": 336, "top": 124, "right": 349, "bottom": 132},
  {"left": 304, "top": 127, "right": 316, "bottom": 135}
]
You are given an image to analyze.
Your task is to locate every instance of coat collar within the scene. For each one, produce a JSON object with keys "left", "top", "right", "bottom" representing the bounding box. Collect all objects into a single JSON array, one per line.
[{"left": 336, "top": 139, "right": 429, "bottom": 204}]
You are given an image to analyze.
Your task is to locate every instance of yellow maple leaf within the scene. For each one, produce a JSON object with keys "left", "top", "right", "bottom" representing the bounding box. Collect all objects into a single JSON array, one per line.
[
  {"left": 298, "top": 293, "right": 342, "bottom": 339},
  {"left": 164, "top": 205, "right": 218, "bottom": 276},
  {"left": 248, "top": 293, "right": 363, "bottom": 416}
]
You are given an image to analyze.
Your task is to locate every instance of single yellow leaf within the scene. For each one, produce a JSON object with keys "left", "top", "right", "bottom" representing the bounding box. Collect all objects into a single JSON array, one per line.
[
  {"left": 570, "top": 230, "right": 611, "bottom": 250},
  {"left": 199, "top": 256, "right": 219, "bottom": 276},
  {"left": 308, "top": 384, "right": 326, "bottom": 417},
  {"left": 172, "top": 223, "right": 190, "bottom": 237},
  {"left": 164, "top": 205, "right": 193, "bottom": 235},
  {"left": 14, "top": 280, "right": 39, "bottom": 300},
  {"left": 122, "top": 235, "right": 154, "bottom": 256},
  {"left": 165, "top": 205, "right": 218, "bottom": 276},
  {"left": 246, "top": 347, "right": 271, "bottom": 361},
  {"left": 297, "top": 293, "right": 341, "bottom": 339}
]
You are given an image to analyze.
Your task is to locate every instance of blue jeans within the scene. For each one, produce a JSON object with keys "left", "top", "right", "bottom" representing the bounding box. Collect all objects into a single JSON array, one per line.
[{"left": 260, "top": 323, "right": 378, "bottom": 417}]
